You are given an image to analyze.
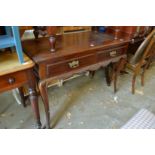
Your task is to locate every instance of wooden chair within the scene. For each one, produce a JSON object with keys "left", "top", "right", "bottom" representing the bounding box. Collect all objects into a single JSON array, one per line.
[
  {"left": 143, "top": 39, "right": 155, "bottom": 69},
  {"left": 113, "top": 29, "right": 155, "bottom": 94}
]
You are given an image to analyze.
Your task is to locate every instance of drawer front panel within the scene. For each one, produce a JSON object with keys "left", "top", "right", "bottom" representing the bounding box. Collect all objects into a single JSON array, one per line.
[
  {"left": 0, "top": 71, "right": 27, "bottom": 92},
  {"left": 47, "top": 54, "right": 96, "bottom": 77},
  {"left": 97, "top": 46, "right": 127, "bottom": 62}
]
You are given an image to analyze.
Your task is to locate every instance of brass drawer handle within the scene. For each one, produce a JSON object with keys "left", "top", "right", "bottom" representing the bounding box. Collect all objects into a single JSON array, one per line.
[
  {"left": 68, "top": 60, "right": 79, "bottom": 68},
  {"left": 110, "top": 51, "right": 117, "bottom": 57},
  {"left": 8, "top": 77, "right": 15, "bottom": 84}
]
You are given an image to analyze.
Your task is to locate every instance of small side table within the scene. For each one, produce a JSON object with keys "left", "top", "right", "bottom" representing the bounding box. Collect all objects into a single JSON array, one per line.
[
  {"left": 22, "top": 31, "right": 130, "bottom": 128},
  {"left": 0, "top": 51, "right": 41, "bottom": 128}
]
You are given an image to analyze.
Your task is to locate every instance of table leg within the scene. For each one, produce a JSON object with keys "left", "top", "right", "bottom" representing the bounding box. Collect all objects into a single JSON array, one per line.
[
  {"left": 27, "top": 70, "right": 42, "bottom": 129},
  {"left": 39, "top": 81, "right": 50, "bottom": 129},
  {"left": 29, "top": 88, "right": 42, "bottom": 129},
  {"left": 105, "top": 63, "right": 112, "bottom": 86}
]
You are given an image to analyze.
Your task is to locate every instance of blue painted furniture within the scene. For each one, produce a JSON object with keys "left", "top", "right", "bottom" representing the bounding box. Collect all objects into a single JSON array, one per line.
[
  {"left": 98, "top": 26, "right": 106, "bottom": 32},
  {"left": 0, "top": 26, "right": 24, "bottom": 63}
]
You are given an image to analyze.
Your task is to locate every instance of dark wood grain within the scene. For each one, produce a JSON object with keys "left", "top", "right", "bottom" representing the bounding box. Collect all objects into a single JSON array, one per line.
[{"left": 22, "top": 31, "right": 130, "bottom": 128}]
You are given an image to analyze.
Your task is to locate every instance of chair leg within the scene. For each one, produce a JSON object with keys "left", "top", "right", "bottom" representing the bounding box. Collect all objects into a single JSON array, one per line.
[
  {"left": 141, "top": 57, "right": 152, "bottom": 86},
  {"left": 141, "top": 67, "right": 146, "bottom": 86},
  {"left": 113, "top": 58, "right": 127, "bottom": 93},
  {"left": 132, "top": 75, "right": 136, "bottom": 94},
  {"left": 146, "top": 55, "right": 154, "bottom": 69},
  {"left": 141, "top": 73, "right": 144, "bottom": 86},
  {"left": 12, "top": 26, "right": 24, "bottom": 64}
]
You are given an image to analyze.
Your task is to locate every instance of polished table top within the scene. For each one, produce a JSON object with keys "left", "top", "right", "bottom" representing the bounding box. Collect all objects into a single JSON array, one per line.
[
  {"left": 22, "top": 31, "right": 130, "bottom": 64},
  {"left": 0, "top": 51, "right": 34, "bottom": 76},
  {"left": 22, "top": 31, "right": 131, "bottom": 128}
]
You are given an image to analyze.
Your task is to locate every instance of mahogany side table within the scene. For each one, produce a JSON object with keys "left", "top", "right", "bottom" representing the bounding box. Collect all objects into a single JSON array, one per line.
[
  {"left": 22, "top": 31, "right": 130, "bottom": 128},
  {"left": 0, "top": 51, "right": 41, "bottom": 128}
]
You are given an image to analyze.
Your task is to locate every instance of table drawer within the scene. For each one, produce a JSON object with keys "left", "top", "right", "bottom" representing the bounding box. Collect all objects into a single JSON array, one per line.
[
  {"left": 46, "top": 54, "right": 96, "bottom": 77},
  {"left": 97, "top": 46, "right": 127, "bottom": 62},
  {"left": 0, "top": 71, "right": 27, "bottom": 92}
]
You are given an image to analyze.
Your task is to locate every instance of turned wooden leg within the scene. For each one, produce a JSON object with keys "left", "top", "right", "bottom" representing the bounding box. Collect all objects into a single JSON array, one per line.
[
  {"left": 132, "top": 75, "right": 136, "bottom": 94},
  {"left": 27, "top": 69, "right": 42, "bottom": 129},
  {"left": 39, "top": 81, "right": 50, "bottom": 129},
  {"left": 29, "top": 88, "right": 42, "bottom": 128},
  {"left": 18, "top": 87, "right": 26, "bottom": 107},
  {"left": 89, "top": 71, "right": 96, "bottom": 79}
]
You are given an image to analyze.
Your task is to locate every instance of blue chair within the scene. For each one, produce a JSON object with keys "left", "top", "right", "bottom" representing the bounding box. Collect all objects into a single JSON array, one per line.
[{"left": 0, "top": 26, "right": 24, "bottom": 63}]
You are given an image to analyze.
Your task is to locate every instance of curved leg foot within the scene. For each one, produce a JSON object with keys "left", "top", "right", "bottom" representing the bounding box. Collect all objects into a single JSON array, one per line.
[{"left": 39, "top": 81, "right": 50, "bottom": 129}]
